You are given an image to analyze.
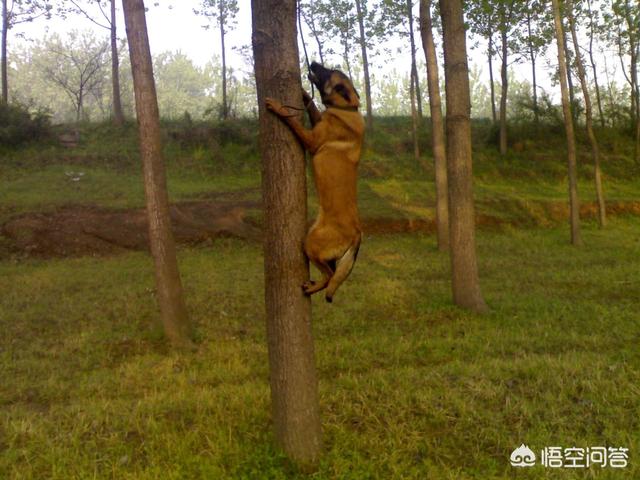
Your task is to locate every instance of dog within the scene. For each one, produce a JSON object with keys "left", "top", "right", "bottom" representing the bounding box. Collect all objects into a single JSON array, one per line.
[{"left": 265, "top": 61, "right": 364, "bottom": 302}]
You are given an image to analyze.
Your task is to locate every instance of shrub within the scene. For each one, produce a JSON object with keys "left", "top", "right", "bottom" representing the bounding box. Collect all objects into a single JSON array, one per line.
[{"left": 0, "top": 102, "right": 51, "bottom": 147}]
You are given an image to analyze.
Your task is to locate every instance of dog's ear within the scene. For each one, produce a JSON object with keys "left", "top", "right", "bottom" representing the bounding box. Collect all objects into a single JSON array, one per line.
[{"left": 334, "top": 83, "right": 351, "bottom": 102}]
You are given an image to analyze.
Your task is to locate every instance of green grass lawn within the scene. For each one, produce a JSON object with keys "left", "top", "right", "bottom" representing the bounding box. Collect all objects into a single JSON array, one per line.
[{"left": 1, "top": 218, "right": 639, "bottom": 479}]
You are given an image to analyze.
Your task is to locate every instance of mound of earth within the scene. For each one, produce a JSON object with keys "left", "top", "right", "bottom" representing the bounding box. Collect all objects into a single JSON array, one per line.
[
  {"left": 1, "top": 200, "right": 261, "bottom": 258},
  {"left": 2, "top": 197, "right": 640, "bottom": 258}
]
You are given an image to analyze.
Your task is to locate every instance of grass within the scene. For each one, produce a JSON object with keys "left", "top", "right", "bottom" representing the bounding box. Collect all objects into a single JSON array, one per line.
[
  {"left": 1, "top": 218, "right": 639, "bottom": 479},
  {"left": 1, "top": 118, "right": 639, "bottom": 477}
]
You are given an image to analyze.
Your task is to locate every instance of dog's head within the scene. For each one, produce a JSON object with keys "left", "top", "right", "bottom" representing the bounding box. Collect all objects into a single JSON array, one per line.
[{"left": 308, "top": 62, "right": 360, "bottom": 110}]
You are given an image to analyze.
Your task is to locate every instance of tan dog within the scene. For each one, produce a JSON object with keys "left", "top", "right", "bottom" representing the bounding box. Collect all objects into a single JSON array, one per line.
[{"left": 265, "top": 62, "right": 364, "bottom": 302}]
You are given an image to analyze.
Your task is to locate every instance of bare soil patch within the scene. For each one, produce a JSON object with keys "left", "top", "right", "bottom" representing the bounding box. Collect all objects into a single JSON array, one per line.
[{"left": 2, "top": 197, "right": 639, "bottom": 259}]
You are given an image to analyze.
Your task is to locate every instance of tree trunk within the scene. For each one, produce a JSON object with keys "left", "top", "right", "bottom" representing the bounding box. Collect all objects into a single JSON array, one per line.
[
  {"left": 122, "top": 0, "right": 193, "bottom": 348},
  {"left": 438, "top": 0, "right": 487, "bottom": 313},
  {"left": 419, "top": 0, "right": 449, "bottom": 251},
  {"left": 410, "top": 66, "right": 420, "bottom": 162},
  {"left": 526, "top": 10, "right": 538, "bottom": 126},
  {"left": 488, "top": 32, "right": 497, "bottom": 124},
  {"left": 552, "top": 0, "right": 582, "bottom": 246},
  {"left": 354, "top": 0, "right": 373, "bottom": 129},
  {"left": 1, "top": 0, "right": 8, "bottom": 103},
  {"left": 220, "top": 3, "right": 228, "bottom": 120},
  {"left": 77, "top": 88, "right": 83, "bottom": 122},
  {"left": 586, "top": 0, "right": 605, "bottom": 128},
  {"left": 499, "top": 27, "right": 508, "bottom": 155},
  {"left": 407, "top": 0, "right": 422, "bottom": 119},
  {"left": 563, "top": 26, "right": 577, "bottom": 124},
  {"left": 251, "top": 0, "right": 321, "bottom": 468},
  {"left": 111, "top": 0, "right": 124, "bottom": 125},
  {"left": 568, "top": 1, "right": 605, "bottom": 227}
]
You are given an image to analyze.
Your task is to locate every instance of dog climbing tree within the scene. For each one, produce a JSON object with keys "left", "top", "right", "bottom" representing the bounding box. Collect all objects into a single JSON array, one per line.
[{"left": 251, "top": 0, "right": 322, "bottom": 468}]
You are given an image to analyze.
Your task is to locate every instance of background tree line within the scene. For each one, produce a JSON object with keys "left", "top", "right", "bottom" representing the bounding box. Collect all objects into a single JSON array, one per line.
[{"left": 1, "top": 0, "right": 639, "bottom": 159}]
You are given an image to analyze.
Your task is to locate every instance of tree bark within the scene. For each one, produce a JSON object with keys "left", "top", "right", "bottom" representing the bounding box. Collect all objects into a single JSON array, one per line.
[
  {"left": 407, "top": 0, "right": 422, "bottom": 119},
  {"left": 409, "top": 65, "right": 420, "bottom": 162},
  {"left": 122, "top": 0, "right": 193, "bottom": 347},
  {"left": 552, "top": 0, "right": 582, "bottom": 246},
  {"left": 251, "top": 0, "right": 321, "bottom": 468},
  {"left": 111, "top": 0, "right": 124, "bottom": 125},
  {"left": 499, "top": 26, "right": 508, "bottom": 155},
  {"left": 586, "top": 0, "right": 605, "bottom": 128},
  {"left": 419, "top": 0, "right": 449, "bottom": 251},
  {"left": 488, "top": 32, "right": 497, "bottom": 124},
  {"left": 1, "top": 0, "right": 8, "bottom": 103},
  {"left": 563, "top": 26, "right": 577, "bottom": 124},
  {"left": 354, "top": 0, "right": 373, "bottom": 129},
  {"left": 220, "top": 1, "right": 228, "bottom": 120},
  {"left": 526, "top": 10, "right": 539, "bottom": 126},
  {"left": 568, "top": 1, "right": 606, "bottom": 227},
  {"left": 438, "top": 0, "right": 487, "bottom": 312}
]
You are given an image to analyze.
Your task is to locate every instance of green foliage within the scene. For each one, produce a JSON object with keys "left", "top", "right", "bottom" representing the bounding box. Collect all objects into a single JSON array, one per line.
[{"left": 0, "top": 102, "right": 50, "bottom": 147}]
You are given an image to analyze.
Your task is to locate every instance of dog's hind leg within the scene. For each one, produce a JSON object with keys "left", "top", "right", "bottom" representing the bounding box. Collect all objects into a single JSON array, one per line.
[
  {"left": 302, "top": 257, "right": 334, "bottom": 295},
  {"left": 324, "top": 234, "right": 361, "bottom": 303}
]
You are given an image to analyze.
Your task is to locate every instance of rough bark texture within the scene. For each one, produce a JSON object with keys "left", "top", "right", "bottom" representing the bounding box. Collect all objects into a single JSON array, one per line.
[
  {"left": 122, "top": 0, "right": 193, "bottom": 347},
  {"left": 2, "top": 0, "right": 8, "bottom": 103},
  {"left": 419, "top": 0, "right": 449, "bottom": 251},
  {"left": 251, "top": 0, "right": 321, "bottom": 468},
  {"left": 552, "top": 0, "right": 582, "bottom": 246},
  {"left": 438, "top": 0, "right": 487, "bottom": 312},
  {"left": 499, "top": 27, "right": 508, "bottom": 155},
  {"left": 110, "top": 0, "right": 124, "bottom": 125},
  {"left": 354, "top": 0, "right": 373, "bottom": 129},
  {"left": 568, "top": 2, "right": 606, "bottom": 227}
]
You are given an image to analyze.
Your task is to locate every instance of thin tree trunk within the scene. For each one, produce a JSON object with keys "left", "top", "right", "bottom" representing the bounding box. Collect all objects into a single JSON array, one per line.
[
  {"left": 527, "top": 11, "right": 538, "bottom": 126},
  {"left": 407, "top": 0, "right": 422, "bottom": 119},
  {"left": 110, "top": 0, "right": 124, "bottom": 125},
  {"left": 439, "top": 0, "right": 487, "bottom": 313},
  {"left": 1, "top": 0, "right": 8, "bottom": 103},
  {"left": 563, "top": 26, "right": 577, "bottom": 124},
  {"left": 552, "top": 0, "right": 581, "bottom": 246},
  {"left": 488, "top": 31, "right": 496, "bottom": 124},
  {"left": 251, "top": 0, "right": 321, "bottom": 468},
  {"left": 220, "top": 3, "right": 228, "bottom": 120},
  {"left": 354, "top": 0, "right": 373, "bottom": 129},
  {"left": 410, "top": 66, "right": 420, "bottom": 161},
  {"left": 420, "top": 0, "right": 449, "bottom": 251},
  {"left": 499, "top": 27, "right": 508, "bottom": 155},
  {"left": 122, "top": 0, "right": 193, "bottom": 348},
  {"left": 77, "top": 88, "right": 83, "bottom": 122},
  {"left": 568, "top": 1, "right": 606, "bottom": 227},
  {"left": 302, "top": 9, "right": 324, "bottom": 64},
  {"left": 586, "top": 0, "right": 605, "bottom": 128}
]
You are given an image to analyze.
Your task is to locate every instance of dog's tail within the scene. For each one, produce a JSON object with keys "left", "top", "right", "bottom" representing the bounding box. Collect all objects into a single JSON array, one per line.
[{"left": 325, "top": 232, "right": 362, "bottom": 303}]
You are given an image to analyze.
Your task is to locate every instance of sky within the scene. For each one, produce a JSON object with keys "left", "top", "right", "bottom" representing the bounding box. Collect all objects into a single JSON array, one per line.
[{"left": 11, "top": 0, "right": 627, "bottom": 103}]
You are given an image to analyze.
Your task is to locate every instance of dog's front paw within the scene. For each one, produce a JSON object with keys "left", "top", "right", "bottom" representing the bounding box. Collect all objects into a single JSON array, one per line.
[{"left": 265, "top": 97, "right": 284, "bottom": 115}]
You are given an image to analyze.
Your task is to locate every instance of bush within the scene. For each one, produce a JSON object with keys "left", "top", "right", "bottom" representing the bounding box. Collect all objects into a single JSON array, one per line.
[{"left": 0, "top": 102, "right": 51, "bottom": 147}]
